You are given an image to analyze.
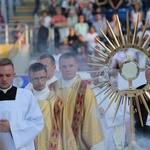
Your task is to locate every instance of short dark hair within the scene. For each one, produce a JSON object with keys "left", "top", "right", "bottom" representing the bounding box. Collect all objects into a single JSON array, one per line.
[
  {"left": 0, "top": 58, "right": 14, "bottom": 69},
  {"left": 28, "top": 63, "right": 47, "bottom": 77},
  {"left": 59, "top": 52, "right": 77, "bottom": 63},
  {"left": 39, "top": 53, "right": 55, "bottom": 66}
]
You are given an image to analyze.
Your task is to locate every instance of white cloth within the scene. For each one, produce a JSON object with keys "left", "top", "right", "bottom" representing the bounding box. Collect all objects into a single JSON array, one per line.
[
  {"left": 61, "top": 75, "right": 77, "bottom": 88},
  {"left": 31, "top": 86, "right": 50, "bottom": 100},
  {"left": 43, "top": 16, "right": 52, "bottom": 28},
  {"left": 53, "top": 54, "right": 62, "bottom": 72},
  {"left": 0, "top": 88, "right": 44, "bottom": 150},
  {"left": 25, "top": 75, "right": 58, "bottom": 90},
  {"left": 91, "top": 141, "right": 104, "bottom": 150}
]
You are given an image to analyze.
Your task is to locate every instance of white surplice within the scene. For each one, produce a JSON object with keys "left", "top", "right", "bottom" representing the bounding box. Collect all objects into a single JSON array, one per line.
[{"left": 0, "top": 88, "right": 44, "bottom": 150}]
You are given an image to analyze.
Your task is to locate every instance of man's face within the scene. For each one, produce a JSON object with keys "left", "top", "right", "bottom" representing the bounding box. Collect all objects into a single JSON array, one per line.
[
  {"left": 30, "top": 70, "right": 47, "bottom": 91},
  {"left": 39, "top": 58, "right": 56, "bottom": 80},
  {"left": 0, "top": 65, "right": 15, "bottom": 89},
  {"left": 59, "top": 57, "right": 78, "bottom": 80}
]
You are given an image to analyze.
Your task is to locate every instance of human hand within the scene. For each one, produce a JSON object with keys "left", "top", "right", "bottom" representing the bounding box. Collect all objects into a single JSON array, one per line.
[
  {"left": 0, "top": 120, "right": 10, "bottom": 132},
  {"left": 99, "top": 107, "right": 105, "bottom": 115}
]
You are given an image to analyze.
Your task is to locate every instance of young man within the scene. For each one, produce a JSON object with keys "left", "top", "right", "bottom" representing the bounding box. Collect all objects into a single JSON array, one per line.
[
  {"left": 0, "top": 58, "right": 43, "bottom": 150},
  {"left": 25, "top": 54, "right": 58, "bottom": 90},
  {"left": 28, "top": 63, "right": 63, "bottom": 150},
  {"left": 28, "top": 62, "right": 49, "bottom": 100},
  {"left": 49, "top": 53, "right": 104, "bottom": 149}
]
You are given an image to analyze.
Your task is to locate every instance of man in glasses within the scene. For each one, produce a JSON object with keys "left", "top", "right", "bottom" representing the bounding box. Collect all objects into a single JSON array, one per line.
[
  {"left": 28, "top": 62, "right": 49, "bottom": 100},
  {"left": 25, "top": 53, "right": 58, "bottom": 90},
  {"left": 28, "top": 62, "right": 75, "bottom": 150}
]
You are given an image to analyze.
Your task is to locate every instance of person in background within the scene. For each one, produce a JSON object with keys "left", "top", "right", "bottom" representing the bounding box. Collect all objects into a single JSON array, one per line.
[
  {"left": 95, "top": 0, "right": 107, "bottom": 10},
  {"left": 67, "top": 9, "right": 78, "bottom": 27},
  {"left": 48, "top": 0, "right": 60, "bottom": 16},
  {"left": 53, "top": 45, "right": 62, "bottom": 72},
  {"left": 67, "top": 27, "right": 78, "bottom": 47},
  {"left": 25, "top": 53, "right": 58, "bottom": 90},
  {"left": 0, "top": 58, "right": 43, "bottom": 150},
  {"left": 126, "top": 0, "right": 142, "bottom": 9},
  {"left": 15, "top": 31, "right": 25, "bottom": 45},
  {"left": 76, "top": 45, "right": 91, "bottom": 71},
  {"left": 51, "top": 6, "right": 69, "bottom": 44},
  {"left": 49, "top": 52, "right": 105, "bottom": 149},
  {"left": 134, "top": 66, "right": 150, "bottom": 149},
  {"left": 130, "top": 2, "right": 144, "bottom": 31},
  {"left": 33, "top": 0, "right": 40, "bottom": 16},
  {"left": 107, "top": 13, "right": 120, "bottom": 39},
  {"left": 37, "top": 19, "right": 49, "bottom": 52},
  {"left": 61, "top": 0, "right": 79, "bottom": 17},
  {"left": 74, "top": 14, "right": 89, "bottom": 39},
  {"left": 85, "top": 26, "right": 99, "bottom": 54},
  {"left": 108, "top": 0, "right": 123, "bottom": 12},
  {"left": 92, "top": 13, "right": 107, "bottom": 41},
  {"left": 59, "top": 37, "right": 72, "bottom": 54},
  {"left": 72, "top": 34, "right": 87, "bottom": 55},
  {"left": 40, "top": 10, "right": 52, "bottom": 28}
]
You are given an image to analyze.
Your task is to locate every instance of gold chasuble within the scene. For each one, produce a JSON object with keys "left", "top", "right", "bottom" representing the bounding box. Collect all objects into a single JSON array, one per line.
[
  {"left": 49, "top": 75, "right": 104, "bottom": 150},
  {"left": 34, "top": 91, "right": 77, "bottom": 150}
]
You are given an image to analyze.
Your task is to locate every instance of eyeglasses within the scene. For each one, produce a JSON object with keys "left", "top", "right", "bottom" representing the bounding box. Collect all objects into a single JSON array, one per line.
[{"left": 31, "top": 76, "right": 47, "bottom": 82}]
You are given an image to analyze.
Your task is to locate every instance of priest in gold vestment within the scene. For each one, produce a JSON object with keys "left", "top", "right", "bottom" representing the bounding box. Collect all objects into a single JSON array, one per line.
[
  {"left": 28, "top": 62, "right": 78, "bottom": 150},
  {"left": 49, "top": 53, "right": 104, "bottom": 150}
]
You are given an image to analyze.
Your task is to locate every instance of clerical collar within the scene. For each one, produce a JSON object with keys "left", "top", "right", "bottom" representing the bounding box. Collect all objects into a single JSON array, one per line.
[
  {"left": 0, "top": 85, "right": 12, "bottom": 93},
  {"left": 62, "top": 75, "right": 77, "bottom": 88},
  {"left": 32, "top": 85, "right": 50, "bottom": 94},
  {"left": 32, "top": 85, "right": 51, "bottom": 100}
]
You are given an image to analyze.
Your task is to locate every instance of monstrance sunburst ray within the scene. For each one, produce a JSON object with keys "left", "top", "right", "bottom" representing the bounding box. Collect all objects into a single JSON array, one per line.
[
  {"left": 137, "top": 19, "right": 150, "bottom": 46},
  {"left": 135, "top": 96, "right": 143, "bottom": 126},
  {"left": 98, "top": 29, "right": 115, "bottom": 50},
  {"left": 89, "top": 55, "right": 106, "bottom": 63},
  {"left": 112, "top": 95, "right": 122, "bottom": 123},
  {"left": 98, "top": 89, "right": 113, "bottom": 106},
  {"left": 106, "top": 20, "right": 120, "bottom": 47}
]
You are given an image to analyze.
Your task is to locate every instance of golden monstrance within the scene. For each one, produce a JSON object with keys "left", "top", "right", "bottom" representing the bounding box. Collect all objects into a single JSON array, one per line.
[{"left": 89, "top": 13, "right": 150, "bottom": 150}]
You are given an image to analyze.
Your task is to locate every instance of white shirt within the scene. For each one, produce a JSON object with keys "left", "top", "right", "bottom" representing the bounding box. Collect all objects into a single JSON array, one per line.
[
  {"left": 31, "top": 86, "right": 50, "bottom": 100},
  {"left": 43, "top": 16, "right": 52, "bottom": 28},
  {"left": 61, "top": 75, "right": 77, "bottom": 88}
]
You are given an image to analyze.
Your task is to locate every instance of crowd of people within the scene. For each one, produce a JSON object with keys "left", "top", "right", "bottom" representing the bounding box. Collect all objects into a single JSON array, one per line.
[{"left": 32, "top": 0, "right": 150, "bottom": 71}]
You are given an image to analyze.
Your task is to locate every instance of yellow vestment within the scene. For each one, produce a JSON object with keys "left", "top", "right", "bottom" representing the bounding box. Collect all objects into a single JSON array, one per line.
[
  {"left": 49, "top": 75, "right": 104, "bottom": 150},
  {"left": 34, "top": 91, "right": 77, "bottom": 150}
]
